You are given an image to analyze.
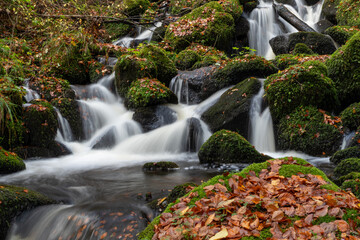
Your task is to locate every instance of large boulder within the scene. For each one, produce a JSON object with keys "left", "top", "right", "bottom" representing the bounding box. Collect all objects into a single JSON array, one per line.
[
  {"left": 133, "top": 105, "right": 177, "bottom": 132},
  {"left": 269, "top": 32, "right": 337, "bottom": 55},
  {"left": 0, "top": 185, "right": 55, "bottom": 240},
  {"left": 324, "top": 25, "right": 360, "bottom": 46},
  {"left": 330, "top": 146, "right": 360, "bottom": 165},
  {"left": 201, "top": 77, "right": 261, "bottom": 138},
  {"left": 23, "top": 100, "right": 58, "bottom": 148},
  {"left": 164, "top": 2, "right": 235, "bottom": 52},
  {"left": 277, "top": 106, "right": 343, "bottom": 156},
  {"left": 201, "top": 55, "right": 277, "bottom": 100},
  {"left": 265, "top": 61, "right": 338, "bottom": 120},
  {"left": 0, "top": 147, "right": 25, "bottom": 174},
  {"left": 326, "top": 32, "right": 360, "bottom": 108},
  {"left": 198, "top": 129, "right": 269, "bottom": 164},
  {"left": 125, "top": 78, "right": 178, "bottom": 109}
]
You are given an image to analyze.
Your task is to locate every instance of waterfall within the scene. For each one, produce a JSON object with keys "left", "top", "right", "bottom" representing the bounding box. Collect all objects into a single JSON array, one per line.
[
  {"left": 23, "top": 79, "right": 40, "bottom": 102},
  {"left": 55, "top": 108, "right": 74, "bottom": 142},
  {"left": 341, "top": 131, "right": 356, "bottom": 150},
  {"left": 170, "top": 75, "right": 189, "bottom": 104},
  {"left": 249, "top": 79, "right": 276, "bottom": 152}
]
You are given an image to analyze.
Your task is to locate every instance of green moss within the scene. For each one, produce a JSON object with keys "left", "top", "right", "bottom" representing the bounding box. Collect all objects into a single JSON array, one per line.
[
  {"left": 142, "top": 161, "right": 179, "bottom": 172},
  {"left": 241, "top": 228, "right": 273, "bottom": 240},
  {"left": 273, "top": 54, "right": 330, "bottom": 70},
  {"left": 331, "top": 147, "right": 360, "bottom": 165},
  {"left": 104, "top": 22, "right": 132, "bottom": 40},
  {"left": 29, "top": 76, "right": 74, "bottom": 102},
  {"left": 175, "top": 49, "right": 201, "bottom": 70},
  {"left": 341, "top": 179, "right": 360, "bottom": 198},
  {"left": 198, "top": 129, "right": 270, "bottom": 164},
  {"left": 123, "top": 0, "right": 150, "bottom": 16},
  {"left": 293, "top": 43, "right": 315, "bottom": 55},
  {"left": 125, "top": 78, "right": 178, "bottom": 109},
  {"left": 325, "top": 25, "right": 360, "bottom": 46},
  {"left": 312, "top": 215, "right": 337, "bottom": 225},
  {"left": 336, "top": 0, "right": 360, "bottom": 27},
  {"left": 339, "top": 172, "right": 360, "bottom": 185},
  {"left": 326, "top": 32, "right": 360, "bottom": 108},
  {"left": 277, "top": 106, "right": 343, "bottom": 156},
  {"left": 343, "top": 209, "right": 360, "bottom": 227},
  {"left": 0, "top": 147, "right": 25, "bottom": 174},
  {"left": 265, "top": 62, "right": 339, "bottom": 120},
  {"left": 0, "top": 185, "right": 55, "bottom": 240},
  {"left": 334, "top": 158, "right": 360, "bottom": 178},
  {"left": 165, "top": 1, "right": 235, "bottom": 51},
  {"left": 340, "top": 102, "right": 360, "bottom": 130}
]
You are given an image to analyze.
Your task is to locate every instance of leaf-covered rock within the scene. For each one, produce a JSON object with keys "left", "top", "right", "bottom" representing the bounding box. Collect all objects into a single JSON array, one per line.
[
  {"left": 198, "top": 129, "right": 269, "bottom": 164},
  {"left": 0, "top": 147, "right": 25, "bottom": 174},
  {"left": 324, "top": 25, "right": 360, "bottom": 46},
  {"left": 273, "top": 54, "right": 330, "bottom": 70},
  {"left": 336, "top": 0, "right": 360, "bottom": 27}
]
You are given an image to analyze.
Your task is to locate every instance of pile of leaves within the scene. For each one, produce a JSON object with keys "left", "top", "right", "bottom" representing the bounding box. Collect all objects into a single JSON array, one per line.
[{"left": 152, "top": 158, "right": 360, "bottom": 239}]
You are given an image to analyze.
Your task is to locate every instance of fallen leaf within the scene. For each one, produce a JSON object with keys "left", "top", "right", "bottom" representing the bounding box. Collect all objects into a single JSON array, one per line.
[{"left": 209, "top": 228, "right": 228, "bottom": 240}]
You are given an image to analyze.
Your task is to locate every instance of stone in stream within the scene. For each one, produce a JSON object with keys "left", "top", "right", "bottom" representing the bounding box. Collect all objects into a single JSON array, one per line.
[
  {"left": 0, "top": 148, "right": 25, "bottom": 174},
  {"left": 330, "top": 146, "right": 360, "bottom": 165}
]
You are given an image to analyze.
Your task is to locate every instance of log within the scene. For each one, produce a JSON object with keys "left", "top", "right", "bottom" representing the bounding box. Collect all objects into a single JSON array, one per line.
[{"left": 273, "top": 3, "right": 316, "bottom": 32}]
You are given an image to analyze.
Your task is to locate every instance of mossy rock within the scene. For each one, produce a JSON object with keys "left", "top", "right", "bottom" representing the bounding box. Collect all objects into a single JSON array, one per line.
[
  {"left": 103, "top": 22, "right": 133, "bottom": 40},
  {"left": 23, "top": 100, "right": 58, "bottom": 148},
  {"left": 51, "top": 98, "right": 82, "bottom": 140},
  {"left": 0, "top": 147, "right": 25, "bottom": 174},
  {"left": 321, "top": 0, "right": 340, "bottom": 24},
  {"left": 340, "top": 102, "right": 360, "bottom": 131},
  {"left": 0, "top": 185, "right": 55, "bottom": 240},
  {"left": 324, "top": 25, "right": 360, "bottom": 46},
  {"left": 273, "top": 54, "right": 330, "bottom": 70},
  {"left": 198, "top": 129, "right": 270, "bottom": 164},
  {"left": 125, "top": 78, "right": 178, "bottom": 109},
  {"left": 277, "top": 106, "right": 343, "bottom": 156},
  {"left": 175, "top": 49, "right": 201, "bottom": 70},
  {"left": 165, "top": 2, "right": 235, "bottom": 52},
  {"left": 330, "top": 146, "right": 360, "bottom": 165},
  {"left": 139, "top": 157, "right": 339, "bottom": 240},
  {"left": 334, "top": 158, "right": 360, "bottom": 178},
  {"left": 0, "top": 77, "right": 25, "bottom": 106},
  {"left": 201, "top": 77, "right": 262, "bottom": 137},
  {"left": 186, "top": 43, "right": 228, "bottom": 69},
  {"left": 123, "top": 0, "right": 150, "bottom": 16},
  {"left": 349, "top": 127, "right": 360, "bottom": 148},
  {"left": 201, "top": 55, "right": 277, "bottom": 99},
  {"left": 29, "top": 76, "right": 75, "bottom": 102},
  {"left": 265, "top": 61, "right": 339, "bottom": 120},
  {"left": 142, "top": 161, "right": 179, "bottom": 172},
  {"left": 326, "top": 32, "right": 360, "bottom": 108},
  {"left": 336, "top": 0, "right": 360, "bottom": 27},
  {"left": 292, "top": 43, "right": 314, "bottom": 55},
  {"left": 339, "top": 172, "right": 360, "bottom": 185}
]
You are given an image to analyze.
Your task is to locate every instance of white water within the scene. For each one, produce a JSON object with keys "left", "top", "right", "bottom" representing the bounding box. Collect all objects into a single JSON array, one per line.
[
  {"left": 249, "top": 79, "right": 276, "bottom": 152},
  {"left": 54, "top": 108, "right": 74, "bottom": 142},
  {"left": 23, "top": 79, "right": 40, "bottom": 102},
  {"left": 170, "top": 75, "right": 189, "bottom": 104}
]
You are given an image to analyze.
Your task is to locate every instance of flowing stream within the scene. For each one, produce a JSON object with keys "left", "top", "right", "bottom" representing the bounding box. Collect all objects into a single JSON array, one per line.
[{"left": 2, "top": 1, "right": 334, "bottom": 239}]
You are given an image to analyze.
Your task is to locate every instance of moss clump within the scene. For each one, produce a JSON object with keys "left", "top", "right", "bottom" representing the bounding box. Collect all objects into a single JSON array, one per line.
[
  {"left": 340, "top": 102, "right": 360, "bottom": 130},
  {"left": 325, "top": 25, "right": 360, "bottom": 46},
  {"left": 278, "top": 106, "right": 343, "bottom": 156},
  {"left": 273, "top": 54, "right": 330, "bottom": 70},
  {"left": 198, "top": 129, "right": 270, "bottom": 164},
  {"left": 334, "top": 158, "right": 360, "bottom": 178},
  {"left": 175, "top": 49, "right": 201, "bottom": 70},
  {"left": 29, "top": 76, "right": 74, "bottom": 102},
  {"left": 0, "top": 185, "right": 55, "bottom": 240},
  {"left": 104, "top": 22, "right": 133, "bottom": 40},
  {"left": 336, "top": 0, "right": 360, "bottom": 27},
  {"left": 265, "top": 61, "right": 339, "bottom": 120},
  {"left": 330, "top": 146, "right": 360, "bottom": 165},
  {"left": 125, "top": 78, "right": 178, "bottom": 109},
  {"left": 0, "top": 147, "right": 25, "bottom": 174},
  {"left": 186, "top": 43, "right": 228, "bottom": 69},
  {"left": 142, "top": 161, "right": 179, "bottom": 172},
  {"left": 326, "top": 32, "right": 360, "bottom": 108},
  {"left": 339, "top": 172, "right": 360, "bottom": 185},
  {"left": 123, "top": 0, "right": 150, "bottom": 16},
  {"left": 165, "top": 2, "right": 235, "bottom": 51},
  {"left": 292, "top": 43, "right": 315, "bottom": 55},
  {"left": 23, "top": 100, "right": 58, "bottom": 148}
]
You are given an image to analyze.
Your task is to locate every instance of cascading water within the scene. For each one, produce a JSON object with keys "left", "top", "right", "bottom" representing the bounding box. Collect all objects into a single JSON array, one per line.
[
  {"left": 55, "top": 108, "right": 74, "bottom": 142},
  {"left": 249, "top": 79, "right": 276, "bottom": 152},
  {"left": 23, "top": 79, "right": 40, "bottom": 102}
]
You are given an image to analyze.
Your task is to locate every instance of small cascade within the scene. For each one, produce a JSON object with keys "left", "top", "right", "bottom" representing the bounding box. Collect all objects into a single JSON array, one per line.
[
  {"left": 170, "top": 75, "right": 189, "bottom": 104},
  {"left": 54, "top": 108, "right": 74, "bottom": 142},
  {"left": 23, "top": 79, "right": 40, "bottom": 102},
  {"left": 286, "top": 0, "right": 325, "bottom": 28},
  {"left": 341, "top": 131, "right": 356, "bottom": 150},
  {"left": 249, "top": 79, "right": 276, "bottom": 152},
  {"left": 113, "top": 22, "right": 162, "bottom": 48}
]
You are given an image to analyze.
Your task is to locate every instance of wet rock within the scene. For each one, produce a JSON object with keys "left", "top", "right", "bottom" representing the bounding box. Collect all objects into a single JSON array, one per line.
[
  {"left": 321, "top": 0, "right": 338, "bottom": 24},
  {"left": 186, "top": 118, "right": 204, "bottom": 152},
  {"left": 142, "top": 161, "right": 179, "bottom": 172},
  {"left": 91, "top": 127, "right": 117, "bottom": 149},
  {"left": 304, "top": 0, "right": 320, "bottom": 5},
  {"left": 14, "top": 142, "right": 71, "bottom": 159},
  {"left": 133, "top": 106, "right": 177, "bottom": 132},
  {"left": 315, "top": 19, "right": 334, "bottom": 33}
]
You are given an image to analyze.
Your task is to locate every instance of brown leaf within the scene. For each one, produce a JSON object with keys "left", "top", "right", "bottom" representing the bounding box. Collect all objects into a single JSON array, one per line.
[
  {"left": 304, "top": 214, "right": 314, "bottom": 226},
  {"left": 314, "top": 205, "right": 328, "bottom": 218},
  {"left": 295, "top": 205, "right": 306, "bottom": 217},
  {"left": 209, "top": 228, "right": 228, "bottom": 240},
  {"left": 272, "top": 210, "right": 284, "bottom": 222},
  {"left": 205, "top": 213, "right": 215, "bottom": 226},
  {"left": 282, "top": 206, "right": 295, "bottom": 217},
  {"left": 335, "top": 220, "right": 350, "bottom": 232},
  {"left": 250, "top": 217, "right": 259, "bottom": 230}
]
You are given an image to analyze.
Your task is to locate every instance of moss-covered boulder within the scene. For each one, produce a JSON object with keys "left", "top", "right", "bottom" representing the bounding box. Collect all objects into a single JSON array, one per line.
[
  {"left": 175, "top": 50, "right": 201, "bottom": 70},
  {"left": 338, "top": 172, "right": 360, "bottom": 185},
  {"left": 278, "top": 106, "right": 343, "bottom": 156},
  {"left": 186, "top": 43, "right": 228, "bottom": 69},
  {"left": 326, "top": 32, "right": 360, "bottom": 108},
  {"left": 201, "top": 77, "right": 262, "bottom": 138},
  {"left": 340, "top": 102, "right": 360, "bottom": 131},
  {"left": 334, "top": 158, "right": 360, "bottom": 178},
  {"left": 123, "top": 0, "right": 150, "bottom": 16},
  {"left": 165, "top": 2, "right": 235, "bottom": 52},
  {"left": 29, "top": 76, "right": 75, "bottom": 102},
  {"left": 0, "top": 147, "right": 25, "bottom": 174},
  {"left": 330, "top": 146, "right": 360, "bottom": 165},
  {"left": 142, "top": 161, "right": 179, "bottom": 172},
  {"left": 292, "top": 43, "right": 314, "bottom": 55},
  {"left": 198, "top": 129, "right": 270, "bottom": 164},
  {"left": 324, "top": 25, "right": 360, "bottom": 46},
  {"left": 273, "top": 54, "right": 330, "bottom": 70},
  {"left": 336, "top": 0, "right": 360, "bottom": 27},
  {"left": 270, "top": 32, "right": 337, "bottom": 55},
  {"left": 265, "top": 61, "right": 339, "bottom": 120},
  {"left": 51, "top": 98, "right": 82, "bottom": 140},
  {"left": 125, "top": 78, "right": 178, "bottom": 109},
  {"left": 0, "top": 185, "right": 55, "bottom": 240},
  {"left": 201, "top": 55, "right": 277, "bottom": 99},
  {"left": 139, "top": 157, "right": 352, "bottom": 240},
  {"left": 23, "top": 100, "right": 58, "bottom": 148}
]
